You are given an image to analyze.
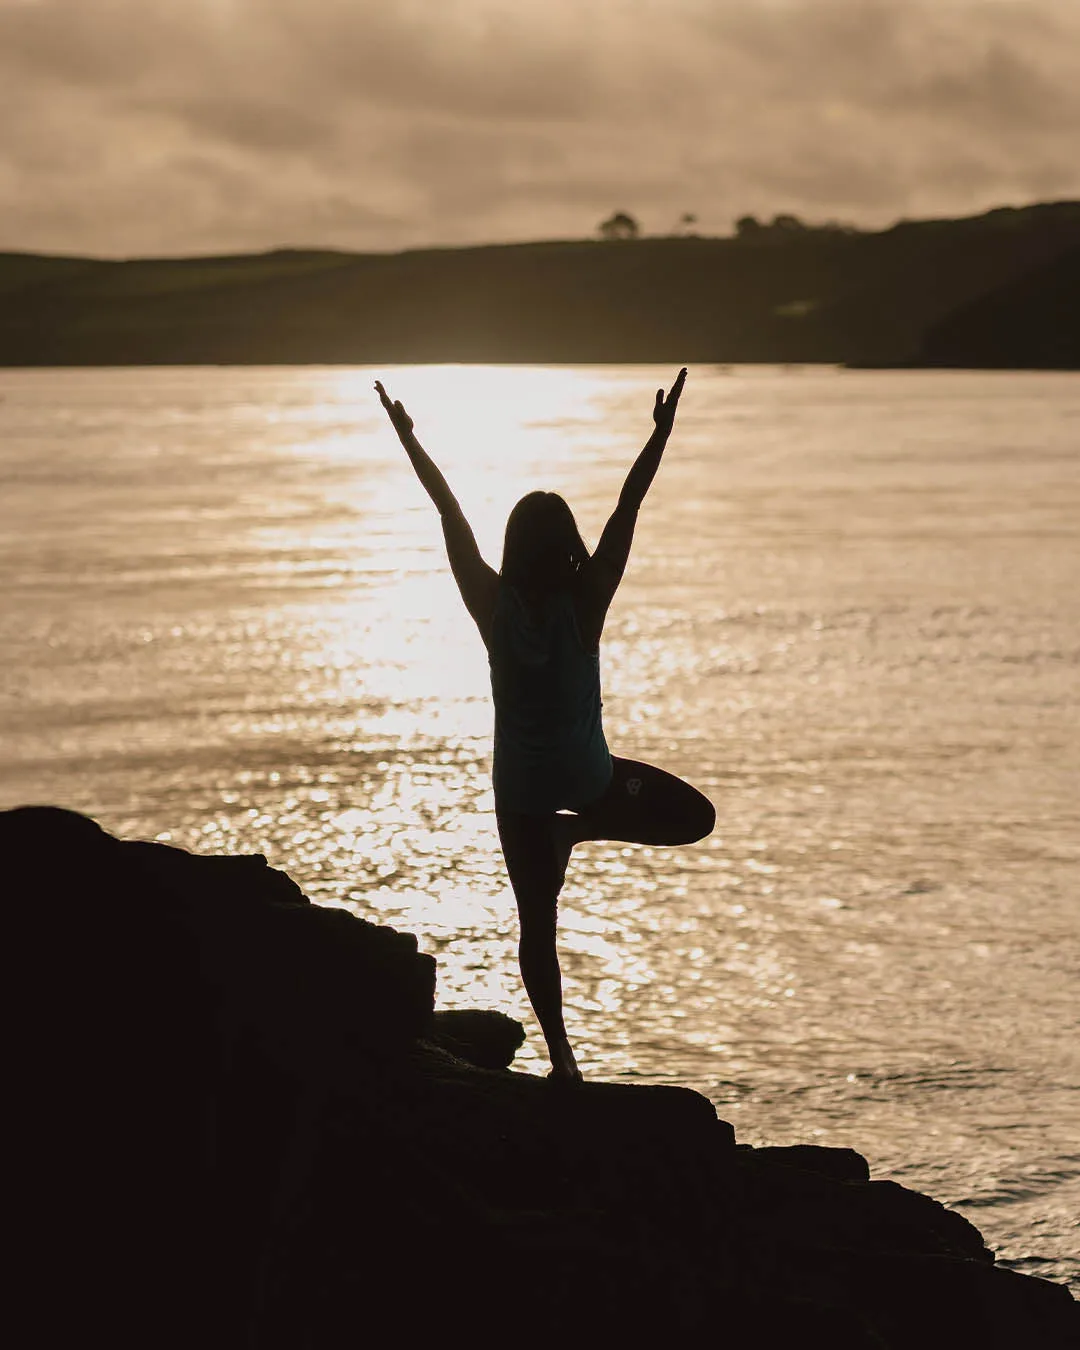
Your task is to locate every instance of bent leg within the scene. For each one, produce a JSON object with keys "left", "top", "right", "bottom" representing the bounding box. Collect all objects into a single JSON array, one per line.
[
  {"left": 564, "top": 756, "right": 715, "bottom": 849},
  {"left": 497, "top": 810, "right": 581, "bottom": 1080}
]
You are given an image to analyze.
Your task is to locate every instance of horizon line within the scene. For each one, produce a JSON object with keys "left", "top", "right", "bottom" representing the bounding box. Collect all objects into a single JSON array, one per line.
[{"left": 3, "top": 198, "right": 1078, "bottom": 267}]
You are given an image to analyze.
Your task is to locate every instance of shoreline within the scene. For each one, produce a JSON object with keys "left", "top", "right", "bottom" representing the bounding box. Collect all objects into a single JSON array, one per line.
[
  {"left": 8, "top": 804, "right": 1077, "bottom": 1346},
  {"left": 2, "top": 358, "right": 1078, "bottom": 372},
  {"left": 2, "top": 203, "right": 1077, "bottom": 370}
]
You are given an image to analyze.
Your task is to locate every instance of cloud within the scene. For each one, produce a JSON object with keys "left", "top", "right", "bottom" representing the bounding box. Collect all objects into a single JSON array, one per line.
[{"left": 0, "top": 0, "right": 1077, "bottom": 255}]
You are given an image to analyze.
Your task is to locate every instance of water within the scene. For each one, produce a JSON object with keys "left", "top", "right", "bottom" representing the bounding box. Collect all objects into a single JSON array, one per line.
[{"left": 1, "top": 364, "right": 1077, "bottom": 1290}]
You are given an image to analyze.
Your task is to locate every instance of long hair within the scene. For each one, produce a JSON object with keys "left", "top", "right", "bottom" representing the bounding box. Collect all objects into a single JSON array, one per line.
[{"left": 500, "top": 491, "right": 589, "bottom": 597}]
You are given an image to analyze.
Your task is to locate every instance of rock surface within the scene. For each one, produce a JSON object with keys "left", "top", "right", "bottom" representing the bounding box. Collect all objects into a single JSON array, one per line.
[{"left": 7, "top": 806, "right": 1077, "bottom": 1348}]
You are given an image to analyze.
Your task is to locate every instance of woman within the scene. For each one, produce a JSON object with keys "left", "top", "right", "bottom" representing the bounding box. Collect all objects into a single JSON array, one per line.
[{"left": 376, "top": 370, "right": 715, "bottom": 1080}]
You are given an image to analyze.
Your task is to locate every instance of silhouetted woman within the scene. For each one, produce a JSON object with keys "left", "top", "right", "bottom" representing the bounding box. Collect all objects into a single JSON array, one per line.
[{"left": 376, "top": 370, "right": 715, "bottom": 1079}]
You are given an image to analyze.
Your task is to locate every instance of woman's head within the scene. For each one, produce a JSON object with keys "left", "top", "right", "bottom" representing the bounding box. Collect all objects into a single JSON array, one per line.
[{"left": 500, "top": 491, "right": 589, "bottom": 594}]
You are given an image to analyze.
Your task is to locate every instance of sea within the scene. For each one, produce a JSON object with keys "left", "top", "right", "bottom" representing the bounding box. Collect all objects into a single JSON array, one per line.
[{"left": 1, "top": 364, "right": 1077, "bottom": 1291}]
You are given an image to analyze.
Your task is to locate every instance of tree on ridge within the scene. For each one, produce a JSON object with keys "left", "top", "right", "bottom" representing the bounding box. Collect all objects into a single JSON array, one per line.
[{"left": 598, "top": 211, "right": 640, "bottom": 240}]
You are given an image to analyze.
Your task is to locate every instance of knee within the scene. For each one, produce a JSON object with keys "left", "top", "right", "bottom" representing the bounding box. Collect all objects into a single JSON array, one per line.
[
  {"left": 689, "top": 792, "right": 716, "bottom": 844},
  {"left": 517, "top": 895, "right": 558, "bottom": 946}
]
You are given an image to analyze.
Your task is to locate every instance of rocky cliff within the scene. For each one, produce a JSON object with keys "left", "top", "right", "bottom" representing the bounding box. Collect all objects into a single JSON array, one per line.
[{"left": 7, "top": 806, "right": 1077, "bottom": 1347}]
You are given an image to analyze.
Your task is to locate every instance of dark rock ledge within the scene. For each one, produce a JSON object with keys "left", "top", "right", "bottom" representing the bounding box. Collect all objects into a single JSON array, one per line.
[{"left": 7, "top": 806, "right": 1076, "bottom": 1348}]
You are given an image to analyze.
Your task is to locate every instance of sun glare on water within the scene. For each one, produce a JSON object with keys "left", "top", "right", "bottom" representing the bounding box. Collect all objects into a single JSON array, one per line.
[
  {"left": 335, "top": 362, "right": 618, "bottom": 555},
  {"left": 287, "top": 364, "right": 635, "bottom": 952}
]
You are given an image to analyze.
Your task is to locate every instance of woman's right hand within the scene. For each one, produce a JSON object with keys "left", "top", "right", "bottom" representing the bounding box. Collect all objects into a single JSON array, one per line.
[
  {"left": 375, "top": 380, "right": 414, "bottom": 439},
  {"left": 652, "top": 367, "right": 687, "bottom": 435}
]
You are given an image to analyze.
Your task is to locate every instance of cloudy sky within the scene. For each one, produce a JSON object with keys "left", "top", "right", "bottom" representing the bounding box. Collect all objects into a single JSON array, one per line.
[{"left": 2, "top": 0, "right": 1078, "bottom": 258}]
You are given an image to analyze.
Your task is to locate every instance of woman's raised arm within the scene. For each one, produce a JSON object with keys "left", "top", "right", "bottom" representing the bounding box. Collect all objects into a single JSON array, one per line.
[
  {"left": 375, "top": 380, "right": 458, "bottom": 516},
  {"left": 375, "top": 381, "right": 498, "bottom": 642},
  {"left": 585, "top": 368, "right": 687, "bottom": 613}
]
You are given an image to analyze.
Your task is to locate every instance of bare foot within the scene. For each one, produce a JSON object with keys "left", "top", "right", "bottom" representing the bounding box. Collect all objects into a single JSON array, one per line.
[
  {"left": 547, "top": 1036, "right": 583, "bottom": 1083},
  {"left": 548, "top": 1067, "right": 584, "bottom": 1085}
]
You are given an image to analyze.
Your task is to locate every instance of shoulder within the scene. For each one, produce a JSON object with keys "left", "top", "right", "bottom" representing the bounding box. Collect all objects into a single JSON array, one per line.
[
  {"left": 574, "top": 554, "right": 616, "bottom": 609},
  {"left": 453, "top": 558, "right": 499, "bottom": 650}
]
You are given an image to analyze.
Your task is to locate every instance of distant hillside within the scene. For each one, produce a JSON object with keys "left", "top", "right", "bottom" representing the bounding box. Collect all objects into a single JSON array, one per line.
[
  {"left": 1, "top": 202, "right": 1077, "bottom": 368},
  {"left": 918, "top": 244, "right": 1080, "bottom": 369}
]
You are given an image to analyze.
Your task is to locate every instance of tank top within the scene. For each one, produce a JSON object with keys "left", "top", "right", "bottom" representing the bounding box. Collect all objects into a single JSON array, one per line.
[{"left": 488, "top": 582, "right": 613, "bottom": 815}]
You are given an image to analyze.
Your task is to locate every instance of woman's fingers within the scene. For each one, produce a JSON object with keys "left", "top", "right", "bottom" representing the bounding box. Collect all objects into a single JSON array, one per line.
[
  {"left": 375, "top": 382, "right": 413, "bottom": 430},
  {"left": 661, "top": 368, "right": 687, "bottom": 418},
  {"left": 653, "top": 369, "right": 687, "bottom": 419}
]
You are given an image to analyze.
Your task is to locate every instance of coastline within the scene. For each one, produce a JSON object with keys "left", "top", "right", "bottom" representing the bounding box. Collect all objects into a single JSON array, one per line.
[
  {"left": 9, "top": 805, "right": 1076, "bottom": 1347},
  {"left": 2, "top": 202, "right": 1077, "bottom": 370}
]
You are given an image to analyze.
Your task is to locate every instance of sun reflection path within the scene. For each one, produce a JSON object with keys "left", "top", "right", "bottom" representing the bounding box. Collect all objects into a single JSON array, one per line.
[
  {"left": 337, "top": 363, "right": 630, "bottom": 558},
  {"left": 279, "top": 364, "right": 666, "bottom": 1038}
]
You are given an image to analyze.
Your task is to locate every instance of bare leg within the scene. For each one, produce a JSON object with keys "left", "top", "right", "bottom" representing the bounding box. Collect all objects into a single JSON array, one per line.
[
  {"left": 497, "top": 810, "right": 582, "bottom": 1081},
  {"left": 498, "top": 762, "right": 713, "bottom": 1080},
  {"left": 560, "top": 755, "right": 715, "bottom": 855}
]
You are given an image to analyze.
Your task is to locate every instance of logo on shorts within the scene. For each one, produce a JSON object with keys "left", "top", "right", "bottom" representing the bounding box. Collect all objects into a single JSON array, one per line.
[{"left": 626, "top": 777, "right": 643, "bottom": 797}]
